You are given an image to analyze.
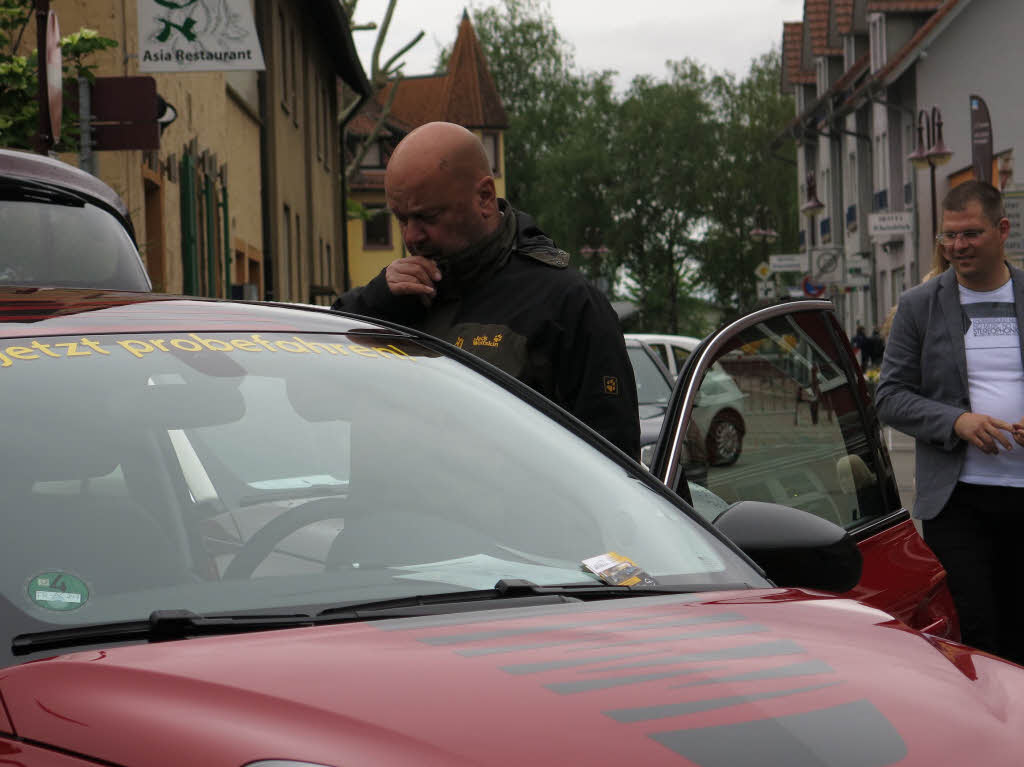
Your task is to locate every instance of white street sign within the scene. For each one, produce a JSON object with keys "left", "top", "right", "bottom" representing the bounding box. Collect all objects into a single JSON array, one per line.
[
  {"left": 845, "top": 274, "right": 870, "bottom": 288},
  {"left": 139, "top": 0, "right": 266, "bottom": 73},
  {"left": 868, "top": 211, "right": 912, "bottom": 238},
  {"left": 769, "top": 253, "right": 807, "bottom": 273},
  {"left": 756, "top": 280, "right": 775, "bottom": 299},
  {"left": 754, "top": 261, "right": 772, "bottom": 280},
  {"left": 847, "top": 254, "right": 869, "bottom": 271},
  {"left": 1005, "top": 188, "right": 1024, "bottom": 255}
]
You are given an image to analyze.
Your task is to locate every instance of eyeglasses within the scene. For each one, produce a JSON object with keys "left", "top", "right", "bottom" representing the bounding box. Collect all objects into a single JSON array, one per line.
[{"left": 935, "top": 229, "right": 988, "bottom": 246}]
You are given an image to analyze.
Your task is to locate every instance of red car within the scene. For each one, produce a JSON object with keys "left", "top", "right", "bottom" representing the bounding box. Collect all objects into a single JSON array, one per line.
[{"left": 0, "top": 289, "right": 1015, "bottom": 767}]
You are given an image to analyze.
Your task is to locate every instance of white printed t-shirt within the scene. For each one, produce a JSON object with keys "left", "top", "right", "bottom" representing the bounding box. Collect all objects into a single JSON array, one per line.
[{"left": 959, "top": 279, "right": 1024, "bottom": 486}]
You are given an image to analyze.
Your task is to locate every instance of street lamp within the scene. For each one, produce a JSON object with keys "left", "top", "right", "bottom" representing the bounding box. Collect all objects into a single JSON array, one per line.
[{"left": 906, "top": 106, "right": 953, "bottom": 240}]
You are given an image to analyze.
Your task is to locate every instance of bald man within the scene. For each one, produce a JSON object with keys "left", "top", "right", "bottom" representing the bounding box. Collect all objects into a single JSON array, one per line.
[{"left": 335, "top": 122, "right": 640, "bottom": 459}]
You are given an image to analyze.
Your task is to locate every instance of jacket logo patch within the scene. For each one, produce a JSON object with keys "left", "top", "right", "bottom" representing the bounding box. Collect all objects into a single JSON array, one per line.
[
  {"left": 473, "top": 334, "right": 502, "bottom": 348},
  {"left": 455, "top": 337, "right": 465, "bottom": 349},
  {"left": 603, "top": 376, "right": 619, "bottom": 395}
]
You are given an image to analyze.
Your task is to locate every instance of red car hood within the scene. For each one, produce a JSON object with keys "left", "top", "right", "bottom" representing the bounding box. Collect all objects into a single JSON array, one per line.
[{"left": 2, "top": 589, "right": 1022, "bottom": 766}]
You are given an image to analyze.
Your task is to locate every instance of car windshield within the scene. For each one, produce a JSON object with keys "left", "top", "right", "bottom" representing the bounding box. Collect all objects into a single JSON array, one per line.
[
  {"left": 0, "top": 330, "right": 761, "bottom": 663},
  {"left": 0, "top": 197, "right": 149, "bottom": 291}
]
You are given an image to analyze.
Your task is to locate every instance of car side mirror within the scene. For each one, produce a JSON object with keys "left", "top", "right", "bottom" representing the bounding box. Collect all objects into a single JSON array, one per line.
[{"left": 712, "top": 500, "right": 862, "bottom": 593}]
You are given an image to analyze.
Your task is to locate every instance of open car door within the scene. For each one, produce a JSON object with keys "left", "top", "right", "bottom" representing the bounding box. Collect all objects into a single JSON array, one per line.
[{"left": 650, "top": 300, "right": 958, "bottom": 640}]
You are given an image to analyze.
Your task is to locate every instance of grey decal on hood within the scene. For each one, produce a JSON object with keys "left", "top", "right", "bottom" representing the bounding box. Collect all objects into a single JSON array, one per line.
[
  {"left": 672, "top": 659, "right": 835, "bottom": 688},
  {"left": 501, "top": 648, "right": 674, "bottom": 675},
  {"left": 454, "top": 614, "right": 751, "bottom": 657},
  {"left": 425, "top": 611, "right": 745, "bottom": 646},
  {"left": 650, "top": 699, "right": 906, "bottom": 767},
  {"left": 546, "top": 667, "right": 717, "bottom": 695},
  {"left": 606, "top": 681, "right": 840, "bottom": 723}
]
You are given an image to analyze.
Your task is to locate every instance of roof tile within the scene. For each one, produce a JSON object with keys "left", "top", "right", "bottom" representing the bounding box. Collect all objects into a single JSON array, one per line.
[
  {"left": 836, "top": 0, "right": 855, "bottom": 34},
  {"left": 782, "top": 21, "right": 816, "bottom": 90},
  {"left": 807, "top": 0, "right": 843, "bottom": 57},
  {"left": 371, "top": 12, "right": 507, "bottom": 131}
]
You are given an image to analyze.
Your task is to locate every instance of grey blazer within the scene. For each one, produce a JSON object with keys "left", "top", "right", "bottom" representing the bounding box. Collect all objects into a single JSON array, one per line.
[{"left": 875, "top": 264, "right": 1024, "bottom": 520}]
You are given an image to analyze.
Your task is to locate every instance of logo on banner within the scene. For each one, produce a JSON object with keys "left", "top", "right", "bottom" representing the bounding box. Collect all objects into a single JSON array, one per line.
[{"left": 139, "top": 0, "right": 266, "bottom": 72}]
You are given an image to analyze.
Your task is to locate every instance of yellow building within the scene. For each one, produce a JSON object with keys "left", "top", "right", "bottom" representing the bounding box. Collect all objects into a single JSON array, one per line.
[
  {"left": 344, "top": 12, "right": 507, "bottom": 288},
  {"left": 47, "top": 0, "right": 369, "bottom": 302}
]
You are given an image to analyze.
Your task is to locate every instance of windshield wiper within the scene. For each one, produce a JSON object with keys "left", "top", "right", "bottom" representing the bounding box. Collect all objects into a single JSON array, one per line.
[
  {"left": 12, "top": 609, "right": 317, "bottom": 656},
  {"left": 315, "top": 578, "right": 745, "bottom": 617},
  {"left": 12, "top": 580, "right": 751, "bottom": 656}
]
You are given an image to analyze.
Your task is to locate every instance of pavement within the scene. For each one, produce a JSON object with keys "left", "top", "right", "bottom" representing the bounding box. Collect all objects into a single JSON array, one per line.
[{"left": 884, "top": 426, "right": 919, "bottom": 529}]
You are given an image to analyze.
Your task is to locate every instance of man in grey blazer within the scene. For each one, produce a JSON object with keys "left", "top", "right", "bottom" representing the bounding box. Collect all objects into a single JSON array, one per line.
[{"left": 876, "top": 180, "right": 1024, "bottom": 663}]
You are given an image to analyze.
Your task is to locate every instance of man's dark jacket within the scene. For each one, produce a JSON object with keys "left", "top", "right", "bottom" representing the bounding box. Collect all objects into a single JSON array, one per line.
[{"left": 334, "top": 203, "right": 641, "bottom": 459}]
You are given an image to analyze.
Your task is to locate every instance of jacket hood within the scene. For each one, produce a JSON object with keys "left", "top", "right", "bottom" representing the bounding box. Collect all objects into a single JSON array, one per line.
[
  {"left": 3, "top": 590, "right": 1023, "bottom": 766},
  {"left": 510, "top": 201, "right": 570, "bottom": 268}
]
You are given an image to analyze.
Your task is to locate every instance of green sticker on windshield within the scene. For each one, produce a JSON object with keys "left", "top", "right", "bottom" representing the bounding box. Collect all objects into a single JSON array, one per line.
[{"left": 27, "top": 572, "right": 90, "bottom": 611}]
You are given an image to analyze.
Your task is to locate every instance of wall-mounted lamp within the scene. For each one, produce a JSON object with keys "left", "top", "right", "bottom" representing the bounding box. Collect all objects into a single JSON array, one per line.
[{"left": 906, "top": 106, "right": 953, "bottom": 239}]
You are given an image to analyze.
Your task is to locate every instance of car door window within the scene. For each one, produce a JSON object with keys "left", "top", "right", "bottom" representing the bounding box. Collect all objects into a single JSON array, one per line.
[
  {"left": 664, "top": 307, "right": 893, "bottom": 530},
  {"left": 670, "top": 345, "right": 690, "bottom": 376},
  {"left": 649, "top": 343, "right": 671, "bottom": 370}
]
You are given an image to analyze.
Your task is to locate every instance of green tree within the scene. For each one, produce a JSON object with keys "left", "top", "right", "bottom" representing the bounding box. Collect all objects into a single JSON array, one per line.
[
  {"left": 610, "top": 61, "right": 717, "bottom": 334},
  {"left": 0, "top": 1, "right": 117, "bottom": 149},
  {"left": 693, "top": 50, "right": 798, "bottom": 318},
  {"left": 467, "top": 0, "right": 618, "bottom": 265}
]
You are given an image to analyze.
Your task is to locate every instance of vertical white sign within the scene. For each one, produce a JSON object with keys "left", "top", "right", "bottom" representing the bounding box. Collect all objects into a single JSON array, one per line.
[
  {"left": 139, "top": 0, "right": 266, "bottom": 73},
  {"left": 1004, "top": 188, "right": 1024, "bottom": 255}
]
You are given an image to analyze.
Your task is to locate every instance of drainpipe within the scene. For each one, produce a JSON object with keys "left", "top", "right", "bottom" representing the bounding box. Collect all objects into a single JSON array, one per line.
[
  {"left": 204, "top": 171, "right": 217, "bottom": 297},
  {"left": 219, "top": 167, "right": 231, "bottom": 298}
]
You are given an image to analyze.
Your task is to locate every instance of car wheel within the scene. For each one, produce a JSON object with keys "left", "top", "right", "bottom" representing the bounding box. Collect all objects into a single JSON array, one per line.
[{"left": 707, "top": 413, "right": 743, "bottom": 466}]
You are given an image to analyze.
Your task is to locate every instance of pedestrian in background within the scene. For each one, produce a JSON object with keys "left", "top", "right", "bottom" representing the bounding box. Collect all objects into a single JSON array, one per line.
[
  {"left": 851, "top": 324, "right": 868, "bottom": 369},
  {"left": 866, "top": 327, "right": 885, "bottom": 368},
  {"left": 333, "top": 122, "right": 640, "bottom": 459},
  {"left": 875, "top": 180, "right": 1024, "bottom": 664}
]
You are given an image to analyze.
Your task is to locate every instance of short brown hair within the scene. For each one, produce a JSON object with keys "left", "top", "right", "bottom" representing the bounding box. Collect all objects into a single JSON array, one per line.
[{"left": 941, "top": 180, "right": 1005, "bottom": 224}]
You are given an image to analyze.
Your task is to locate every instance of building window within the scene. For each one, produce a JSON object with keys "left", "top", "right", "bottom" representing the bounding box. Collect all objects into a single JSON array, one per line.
[
  {"left": 292, "top": 28, "right": 300, "bottom": 126},
  {"left": 869, "top": 13, "right": 886, "bottom": 73},
  {"left": 315, "top": 73, "right": 322, "bottom": 160},
  {"left": 843, "top": 37, "right": 856, "bottom": 70},
  {"left": 281, "top": 204, "right": 291, "bottom": 297},
  {"left": 279, "top": 10, "right": 288, "bottom": 112},
  {"left": 361, "top": 141, "right": 384, "bottom": 169},
  {"left": 364, "top": 206, "right": 392, "bottom": 249},
  {"left": 482, "top": 132, "right": 500, "bottom": 174},
  {"left": 323, "top": 82, "right": 332, "bottom": 170}
]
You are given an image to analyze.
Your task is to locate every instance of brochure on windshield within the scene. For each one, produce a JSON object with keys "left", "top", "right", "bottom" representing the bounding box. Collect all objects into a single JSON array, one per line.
[{"left": 581, "top": 552, "right": 657, "bottom": 587}]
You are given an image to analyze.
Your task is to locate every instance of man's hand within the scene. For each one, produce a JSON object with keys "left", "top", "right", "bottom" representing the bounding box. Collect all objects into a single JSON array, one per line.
[
  {"left": 954, "top": 412, "right": 1015, "bottom": 454},
  {"left": 1012, "top": 418, "right": 1024, "bottom": 447},
  {"left": 385, "top": 256, "right": 441, "bottom": 298}
]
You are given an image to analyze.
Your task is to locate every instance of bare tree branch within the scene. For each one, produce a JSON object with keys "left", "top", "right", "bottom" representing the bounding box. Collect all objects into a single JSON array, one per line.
[
  {"left": 380, "top": 30, "right": 425, "bottom": 79},
  {"left": 345, "top": 77, "right": 403, "bottom": 183}
]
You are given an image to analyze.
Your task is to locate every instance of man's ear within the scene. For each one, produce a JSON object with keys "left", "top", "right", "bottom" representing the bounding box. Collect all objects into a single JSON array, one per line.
[
  {"left": 998, "top": 216, "right": 1011, "bottom": 244},
  {"left": 475, "top": 175, "right": 497, "bottom": 217}
]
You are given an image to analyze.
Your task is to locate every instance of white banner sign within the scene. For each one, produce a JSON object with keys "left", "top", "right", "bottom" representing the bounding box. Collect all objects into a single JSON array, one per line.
[
  {"left": 139, "top": 0, "right": 266, "bottom": 73},
  {"left": 769, "top": 253, "right": 807, "bottom": 273},
  {"left": 868, "top": 211, "right": 912, "bottom": 238},
  {"left": 1004, "top": 188, "right": 1024, "bottom": 255}
]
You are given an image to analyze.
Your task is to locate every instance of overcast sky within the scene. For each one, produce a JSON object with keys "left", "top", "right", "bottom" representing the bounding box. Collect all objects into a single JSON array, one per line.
[{"left": 350, "top": 0, "right": 806, "bottom": 90}]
